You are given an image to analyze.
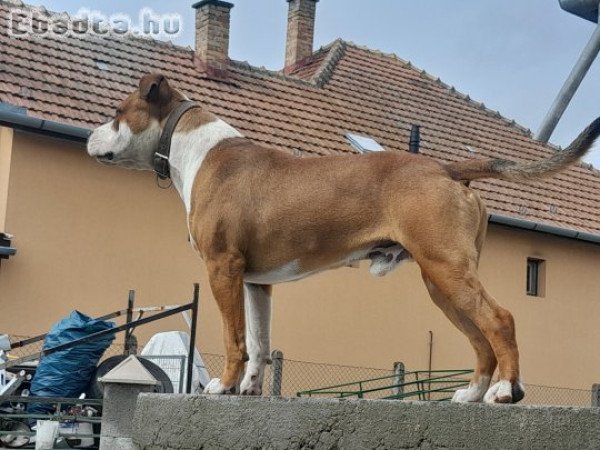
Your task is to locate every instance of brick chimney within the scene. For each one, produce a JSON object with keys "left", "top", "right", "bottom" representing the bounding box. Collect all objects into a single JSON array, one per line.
[
  {"left": 284, "top": 0, "right": 319, "bottom": 74},
  {"left": 192, "top": 0, "right": 234, "bottom": 77}
]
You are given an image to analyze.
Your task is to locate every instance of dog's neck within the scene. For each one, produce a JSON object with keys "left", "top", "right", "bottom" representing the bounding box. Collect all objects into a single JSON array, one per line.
[{"left": 168, "top": 118, "right": 243, "bottom": 213}]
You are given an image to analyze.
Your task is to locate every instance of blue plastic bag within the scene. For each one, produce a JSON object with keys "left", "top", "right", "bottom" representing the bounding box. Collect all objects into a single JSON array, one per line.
[{"left": 28, "top": 311, "right": 115, "bottom": 413}]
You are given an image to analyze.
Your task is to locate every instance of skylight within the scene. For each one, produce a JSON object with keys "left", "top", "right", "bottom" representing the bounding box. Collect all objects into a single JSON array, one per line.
[
  {"left": 346, "top": 133, "right": 385, "bottom": 153},
  {"left": 94, "top": 60, "right": 110, "bottom": 71}
]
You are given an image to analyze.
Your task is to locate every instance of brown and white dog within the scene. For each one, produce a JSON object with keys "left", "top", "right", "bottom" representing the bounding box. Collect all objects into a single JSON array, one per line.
[{"left": 88, "top": 74, "right": 600, "bottom": 403}]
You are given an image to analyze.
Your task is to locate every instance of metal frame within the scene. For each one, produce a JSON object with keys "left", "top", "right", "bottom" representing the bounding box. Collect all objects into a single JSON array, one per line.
[
  {"left": 296, "top": 369, "right": 473, "bottom": 401},
  {"left": 2, "top": 284, "right": 200, "bottom": 394}
]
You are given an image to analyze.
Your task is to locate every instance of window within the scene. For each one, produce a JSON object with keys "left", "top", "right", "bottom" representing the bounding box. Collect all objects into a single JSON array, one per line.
[
  {"left": 345, "top": 133, "right": 384, "bottom": 153},
  {"left": 526, "top": 258, "right": 545, "bottom": 297}
]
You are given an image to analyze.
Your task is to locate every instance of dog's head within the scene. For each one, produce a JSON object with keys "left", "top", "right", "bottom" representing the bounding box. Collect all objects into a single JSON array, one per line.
[{"left": 87, "top": 73, "right": 184, "bottom": 170}]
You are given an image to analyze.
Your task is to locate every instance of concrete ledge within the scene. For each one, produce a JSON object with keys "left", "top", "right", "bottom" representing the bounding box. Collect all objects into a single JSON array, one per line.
[{"left": 132, "top": 395, "right": 600, "bottom": 450}]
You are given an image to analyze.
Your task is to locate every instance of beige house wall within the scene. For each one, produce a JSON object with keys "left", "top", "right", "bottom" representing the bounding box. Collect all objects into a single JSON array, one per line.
[
  {"left": 1, "top": 130, "right": 599, "bottom": 390},
  {"left": 0, "top": 126, "right": 14, "bottom": 231}
]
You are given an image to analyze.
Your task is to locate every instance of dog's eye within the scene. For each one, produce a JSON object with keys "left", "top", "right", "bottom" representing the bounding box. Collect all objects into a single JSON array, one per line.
[{"left": 112, "top": 119, "right": 120, "bottom": 132}]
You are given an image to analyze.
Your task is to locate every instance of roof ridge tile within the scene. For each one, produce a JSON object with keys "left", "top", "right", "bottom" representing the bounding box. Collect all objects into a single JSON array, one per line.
[{"left": 311, "top": 39, "right": 347, "bottom": 88}]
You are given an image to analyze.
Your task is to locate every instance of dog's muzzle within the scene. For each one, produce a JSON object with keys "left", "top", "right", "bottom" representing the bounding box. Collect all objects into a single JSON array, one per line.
[{"left": 96, "top": 152, "right": 114, "bottom": 162}]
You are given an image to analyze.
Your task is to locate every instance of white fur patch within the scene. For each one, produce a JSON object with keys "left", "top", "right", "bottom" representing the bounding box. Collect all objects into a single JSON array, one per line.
[
  {"left": 244, "top": 260, "right": 307, "bottom": 285},
  {"left": 87, "top": 121, "right": 132, "bottom": 158},
  {"left": 169, "top": 119, "right": 242, "bottom": 213},
  {"left": 484, "top": 379, "right": 524, "bottom": 404},
  {"left": 203, "top": 378, "right": 231, "bottom": 394},
  {"left": 452, "top": 375, "right": 491, "bottom": 403},
  {"left": 244, "top": 248, "right": 396, "bottom": 285},
  {"left": 240, "top": 284, "right": 272, "bottom": 396},
  {"left": 87, "top": 120, "right": 162, "bottom": 170}
]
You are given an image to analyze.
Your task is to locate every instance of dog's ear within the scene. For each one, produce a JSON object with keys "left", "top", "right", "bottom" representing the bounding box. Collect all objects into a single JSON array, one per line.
[{"left": 139, "top": 73, "right": 171, "bottom": 104}]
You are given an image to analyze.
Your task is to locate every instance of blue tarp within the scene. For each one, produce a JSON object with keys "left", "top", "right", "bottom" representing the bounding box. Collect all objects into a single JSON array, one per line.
[{"left": 28, "top": 311, "right": 115, "bottom": 414}]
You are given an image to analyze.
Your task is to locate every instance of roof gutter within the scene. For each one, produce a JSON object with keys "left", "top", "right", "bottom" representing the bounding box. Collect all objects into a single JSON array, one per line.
[
  {"left": 488, "top": 214, "right": 600, "bottom": 245},
  {"left": 0, "top": 108, "right": 91, "bottom": 143},
  {"left": 0, "top": 247, "right": 16, "bottom": 258}
]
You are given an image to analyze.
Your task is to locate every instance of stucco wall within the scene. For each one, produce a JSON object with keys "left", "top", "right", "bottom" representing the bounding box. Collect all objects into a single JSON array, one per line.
[{"left": 1, "top": 130, "right": 599, "bottom": 391}]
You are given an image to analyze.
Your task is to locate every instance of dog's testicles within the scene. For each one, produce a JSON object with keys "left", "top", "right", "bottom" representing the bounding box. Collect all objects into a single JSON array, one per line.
[{"left": 368, "top": 245, "right": 410, "bottom": 277}]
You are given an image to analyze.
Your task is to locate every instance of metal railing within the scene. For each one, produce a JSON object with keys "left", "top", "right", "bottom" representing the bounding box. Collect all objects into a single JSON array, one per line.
[
  {"left": 296, "top": 369, "right": 473, "bottom": 401},
  {"left": 0, "top": 395, "right": 102, "bottom": 447}
]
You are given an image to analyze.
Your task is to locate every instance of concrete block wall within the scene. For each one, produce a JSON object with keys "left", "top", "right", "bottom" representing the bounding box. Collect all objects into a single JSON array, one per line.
[{"left": 131, "top": 395, "right": 600, "bottom": 450}]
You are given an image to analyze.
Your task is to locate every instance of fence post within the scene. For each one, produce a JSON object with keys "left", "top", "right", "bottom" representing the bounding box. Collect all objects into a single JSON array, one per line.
[
  {"left": 271, "top": 350, "right": 284, "bottom": 397},
  {"left": 391, "top": 361, "right": 405, "bottom": 398},
  {"left": 592, "top": 384, "right": 600, "bottom": 407},
  {"left": 99, "top": 356, "right": 158, "bottom": 450}
]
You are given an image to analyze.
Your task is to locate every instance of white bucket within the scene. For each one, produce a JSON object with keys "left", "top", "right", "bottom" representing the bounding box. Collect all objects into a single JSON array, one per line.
[
  {"left": 0, "top": 334, "right": 11, "bottom": 351},
  {"left": 35, "top": 420, "right": 59, "bottom": 450}
]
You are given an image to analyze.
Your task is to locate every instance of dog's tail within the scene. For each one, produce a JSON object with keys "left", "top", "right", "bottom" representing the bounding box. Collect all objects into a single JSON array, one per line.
[{"left": 444, "top": 116, "right": 600, "bottom": 182}]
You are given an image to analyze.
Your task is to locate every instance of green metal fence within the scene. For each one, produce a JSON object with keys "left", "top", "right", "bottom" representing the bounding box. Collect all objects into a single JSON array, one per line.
[{"left": 296, "top": 369, "right": 473, "bottom": 401}]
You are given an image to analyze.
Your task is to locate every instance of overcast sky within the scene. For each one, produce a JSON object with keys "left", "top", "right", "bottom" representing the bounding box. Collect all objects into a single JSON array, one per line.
[{"left": 35, "top": 0, "right": 600, "bottom": 167}]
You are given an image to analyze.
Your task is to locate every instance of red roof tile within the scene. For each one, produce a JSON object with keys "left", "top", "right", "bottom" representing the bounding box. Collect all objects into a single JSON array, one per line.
[{"left": 1, "top": 1, "right": 599, "bottom": 235}]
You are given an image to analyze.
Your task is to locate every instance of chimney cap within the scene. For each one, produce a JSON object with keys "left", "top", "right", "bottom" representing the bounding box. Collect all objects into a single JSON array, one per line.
[
  {"left": 287, "top": 0, "right": 319, "bottom": 2},
  {"left": 192, "top": 0, "right": 234, "bottom": 10}
]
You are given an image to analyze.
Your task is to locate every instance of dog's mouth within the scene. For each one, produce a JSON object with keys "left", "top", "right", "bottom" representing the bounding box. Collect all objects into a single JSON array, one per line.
[{"left": 96, "top": 152, "right": 115, "bottom": 163}]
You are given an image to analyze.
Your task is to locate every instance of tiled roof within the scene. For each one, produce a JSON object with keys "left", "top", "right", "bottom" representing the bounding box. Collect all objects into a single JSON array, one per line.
[{"left": 1, "top": 0, "right": 599, "bottom": 236}]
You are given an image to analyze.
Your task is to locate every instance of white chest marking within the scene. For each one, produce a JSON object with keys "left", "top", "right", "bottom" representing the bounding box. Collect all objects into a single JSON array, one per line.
[{"left": 169, "top": 119, "right": 242, "bottom": 213}]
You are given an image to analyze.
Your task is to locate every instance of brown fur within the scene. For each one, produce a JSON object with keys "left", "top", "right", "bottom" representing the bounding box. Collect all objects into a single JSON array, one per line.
[
  {"left": 445, "top": 116, "right": 600, "bottom": 182},
  {"left": 187, "top": 137, "right": 523, "bottom": 394}
]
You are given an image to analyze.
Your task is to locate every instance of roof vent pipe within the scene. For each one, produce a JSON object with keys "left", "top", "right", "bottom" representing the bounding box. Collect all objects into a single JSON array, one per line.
[{"left": 409, "top": 125, "right": 420, "bottom": 153}]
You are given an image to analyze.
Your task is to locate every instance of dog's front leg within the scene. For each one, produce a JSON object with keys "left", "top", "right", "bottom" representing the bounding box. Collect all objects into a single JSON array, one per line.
[
  {"left": 204, "top": 254, "right": 247, "bottom": 394},
  {"left": 240, "top": 284, "right": 272, "bottom": 395}
]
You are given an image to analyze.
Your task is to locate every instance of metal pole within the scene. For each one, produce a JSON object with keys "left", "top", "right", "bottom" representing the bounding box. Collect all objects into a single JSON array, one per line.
[
  {"left": 270, "top": 350, "right": 284, "bottom": 397},
  {"left": 536, "top": 19, "right": 600, "bottom": 143},
  {"left": 391, "top": 361, "right": 405, "bottom": 398},
  {"left": 124, "top": 290, "right": 135, "bottom": 354},
  {"left": 592, "top": 383, "right": 600, "bottom": 407},
  {"left": 186, "top": 283, "right": 200, "bottom": 394}
]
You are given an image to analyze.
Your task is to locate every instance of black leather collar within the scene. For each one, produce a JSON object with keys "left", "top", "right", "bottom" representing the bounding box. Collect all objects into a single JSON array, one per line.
[{"left": 154, "top": 100, "right": 201, "bottom": 180}]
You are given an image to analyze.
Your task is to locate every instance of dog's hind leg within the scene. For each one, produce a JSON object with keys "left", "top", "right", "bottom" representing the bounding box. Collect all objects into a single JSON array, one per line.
[
  {"left": 240, "top": 283, "right": 272, "bottom": 395},
  {"left": 203, "top": 253, "right": 248, "bottom": 395},
  {"left": 421, "top": 259, "right": 524, "bottom": 404},
  {"left": 422, "top": 276, "right": 496, "bottom": 402}
]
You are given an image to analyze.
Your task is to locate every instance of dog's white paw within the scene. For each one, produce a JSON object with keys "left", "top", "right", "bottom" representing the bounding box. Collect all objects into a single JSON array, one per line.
[
  {"left": 451, "top": 376, "right": 490, "bottom": 403},
  {"left": 240, "top": 370, "right": 263, "bottom": 396},
  {"left": 203, "top": 378, "right": 238, "bottom": 395},
  {"left": 483, "top": 379, "right": 525, "bottom": 404}
]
